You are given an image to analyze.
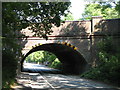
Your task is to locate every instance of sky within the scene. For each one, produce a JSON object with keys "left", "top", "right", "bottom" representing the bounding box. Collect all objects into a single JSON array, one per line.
[
  {"left": 69, "top": 0, "right": 120, "bottom": 20},
  {"left": 69, "top": 0, "right": 86, "bottom": 20}
]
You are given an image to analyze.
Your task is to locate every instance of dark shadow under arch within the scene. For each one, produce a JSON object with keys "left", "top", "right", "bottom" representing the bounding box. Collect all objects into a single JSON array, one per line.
[{"left": 21, "top": 43, "right": 88, "bottom": 74}]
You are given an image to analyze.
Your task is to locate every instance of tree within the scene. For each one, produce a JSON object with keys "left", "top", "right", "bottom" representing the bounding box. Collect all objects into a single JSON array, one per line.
[
  {"left": 82, "top": 1, "right": 120, "bottom": 20},
  {"left": 62, "top": 13, "right": 74, "bottom": 21},
  {"left": 2, "top": 2, "right": 71, "bottom": 39},
  {"left": 2, "top": 2, "right": 70, "bottom": 88},
  {"left": 115, "top": 1, "right": 120, "bottom": 15}
]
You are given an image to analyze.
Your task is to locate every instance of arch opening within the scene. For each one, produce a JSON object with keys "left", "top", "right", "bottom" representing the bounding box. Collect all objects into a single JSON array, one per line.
[
  {"left": 21, "top": 43, "right": 88, "bottom": 74},
  {"left": 23, "top": 51, "right": 60, "bottom": 65},
  {"left": 23, "top": 50, "right": 63, "bottom": 73}
]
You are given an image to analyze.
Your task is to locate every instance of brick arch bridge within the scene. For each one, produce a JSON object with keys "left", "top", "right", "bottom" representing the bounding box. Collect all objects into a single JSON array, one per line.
[
  {"left": 21, "top": 43, "right": 88, "bottom": 74},
  {"left": 20, "top": 16, "right": 120, "bottom": 74}
]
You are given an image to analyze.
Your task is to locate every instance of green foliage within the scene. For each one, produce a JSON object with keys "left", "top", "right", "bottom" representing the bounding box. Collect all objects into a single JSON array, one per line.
[
  {"left": 115, "top": 1, "right": 120, "bottom": 16},
  {"left": 25, "top": 51, "right": 43, "bottom": 63},
  {"left": 81, "top": 37, "right": 120, "bottom": 86},
  {"left": 25, "top": 51, "right": 56, "bottom": 64},
  {"left": 62, "top": 13, "right": 74, "bottom": 21},
  {"left": 3, "top": 2, "right": 71, "bottom": 39},
  {"left": 50, "top": 58, "right": 62, "bottom": 69},
  {"left": 82, "top": 2, "right": 120, "bottom": 20},
  {"left": 82, "top": 4, "right": 102, "bottom": 20},
  {"left": 25, "top": 51, "right": 62, "bottom": 69},
  {"left": 2, "top": 2, "right": 70, "bottom": 88},
  {"left": 2, "top": 50, "right": 18, "bottom": 88},
  {"left": 97, "top": 37, "right": 114, "bottom": 54}
]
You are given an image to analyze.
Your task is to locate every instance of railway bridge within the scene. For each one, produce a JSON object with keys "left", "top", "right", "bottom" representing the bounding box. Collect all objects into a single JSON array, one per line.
[{"left": 20, "top": 16, "right": 120, "bottom": 74}]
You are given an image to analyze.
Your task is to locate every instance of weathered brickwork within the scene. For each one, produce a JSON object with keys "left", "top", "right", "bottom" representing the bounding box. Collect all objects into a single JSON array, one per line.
[{"left": 21, "top": 16, "right": 120, "bottom": 66}]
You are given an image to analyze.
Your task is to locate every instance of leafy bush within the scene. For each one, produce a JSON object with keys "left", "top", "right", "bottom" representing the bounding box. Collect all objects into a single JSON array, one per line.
[
  {"left": 2, "top": 50, "right": 18, "bottom": 88},
  {"left": 50, "top": 58, "right": 62, "bottom": 69},
  {"left": 81, "top": 37, "right": 120, "bottom": 86}
]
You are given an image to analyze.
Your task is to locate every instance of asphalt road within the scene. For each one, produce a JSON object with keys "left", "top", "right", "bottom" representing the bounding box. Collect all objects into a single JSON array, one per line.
[
  {"left": 12, "top": 63, "right": 120, "bottom": 90},
  {"left": 23, "top": 63, "right": 61, "bottom": 73}
]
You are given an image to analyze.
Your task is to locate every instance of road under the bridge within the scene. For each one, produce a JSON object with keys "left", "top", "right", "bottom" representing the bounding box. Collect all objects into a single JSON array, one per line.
[
  {"left": 21, "top": 43, "right": 89, "bottom": 74},
  {"left": 13, "top": 63, "right": 119, "bottom": 89}
]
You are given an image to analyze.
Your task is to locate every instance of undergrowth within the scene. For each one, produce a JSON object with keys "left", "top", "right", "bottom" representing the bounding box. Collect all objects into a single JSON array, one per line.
[{"left": 80, "top": 37, "right": 120, "bottom": 86}]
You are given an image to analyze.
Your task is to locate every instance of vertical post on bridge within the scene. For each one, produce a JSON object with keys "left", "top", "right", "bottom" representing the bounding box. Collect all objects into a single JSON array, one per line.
[
  {"left": 91, "top": 16, "right": 103, "bottom": 32},
  {"left": 90, "top": 16, "right": 103, "bottom": 67}
]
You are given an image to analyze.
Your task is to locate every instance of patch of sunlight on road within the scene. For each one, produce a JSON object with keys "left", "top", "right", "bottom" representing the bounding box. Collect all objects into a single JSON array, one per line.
[
  {"left": 65, "top": 83, "right": 78, "bottom": 87},
  {"left": 17, "top": 79, "right": 31, "bottom": 87},
  {"left": 59, "top": 80, "right": 69, "bottom": 83},
  {"left": 28, "top": 73, "right": 39, "bottom": 76},
  {"left": 36, "top": 76, "right": 44, "bottom": 80},
  {"left": 30, "top": 84, "right": 50, "bottom": 89},
  {"left": 30, "top": 81, "right": 50, "bottom": 89},
  {"left": 11, "top": 85, "right": 23, "bottom": 89}
]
